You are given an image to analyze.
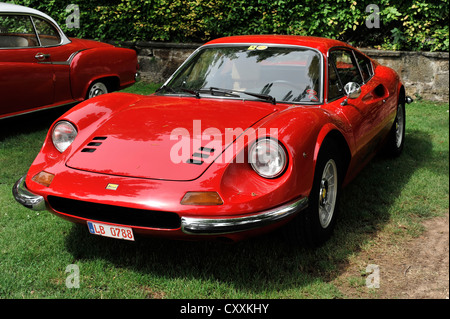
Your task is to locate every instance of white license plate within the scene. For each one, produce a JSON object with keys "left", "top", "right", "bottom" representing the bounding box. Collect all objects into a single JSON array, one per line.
[{"left": 87, "top": 221, "right": 134, "bottom": 241}]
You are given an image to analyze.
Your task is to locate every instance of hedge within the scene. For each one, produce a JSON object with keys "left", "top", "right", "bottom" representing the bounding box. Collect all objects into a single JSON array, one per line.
[{"left": 10, "top": 0, "right": 450, "bottom": 51}]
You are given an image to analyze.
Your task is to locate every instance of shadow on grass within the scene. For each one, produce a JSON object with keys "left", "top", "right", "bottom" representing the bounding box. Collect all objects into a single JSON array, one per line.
[
  {"left": 61, "top": 129, "right": 438, "bottom": 297},
  {"left": 0, "top": 104, "right": 76, "bottom": 143}
]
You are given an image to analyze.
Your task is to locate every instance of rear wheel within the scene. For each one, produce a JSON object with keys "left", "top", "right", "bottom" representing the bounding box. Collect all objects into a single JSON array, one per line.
[
  {"left": 87, "top": 81, "right": 108, "bottom": 99},
  {"left": 286, "top": 142, "right": 342, "bottom": 247},
  {"left": 385, "top": 101, "right": 405, "bottom": 157}
]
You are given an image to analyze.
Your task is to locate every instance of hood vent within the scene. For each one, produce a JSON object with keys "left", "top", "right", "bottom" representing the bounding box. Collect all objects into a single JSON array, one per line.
[
  {"left": 81, "top": 136, "right": 108, "bottom": 153},
  {"left": 186, "top": 147, "right": 215, "bottom": 165}
]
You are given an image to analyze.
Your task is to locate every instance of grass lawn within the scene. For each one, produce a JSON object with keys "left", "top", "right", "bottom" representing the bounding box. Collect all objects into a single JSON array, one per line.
[{"left": 0, "top": 81, "right": 448, "bottom": 300}]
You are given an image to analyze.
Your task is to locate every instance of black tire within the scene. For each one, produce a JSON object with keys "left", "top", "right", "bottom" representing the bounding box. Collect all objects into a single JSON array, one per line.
[
  {"left": 385, "top": 101, "right": 406, "bottom": 157},
  {"left": 286, "top": 141, "right": 343, "bottom": 247}
]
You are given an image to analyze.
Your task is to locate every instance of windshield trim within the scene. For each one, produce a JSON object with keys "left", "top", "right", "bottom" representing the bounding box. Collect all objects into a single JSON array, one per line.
[{"left": 159, "top": 43, "right": 324, "bottom": 105}]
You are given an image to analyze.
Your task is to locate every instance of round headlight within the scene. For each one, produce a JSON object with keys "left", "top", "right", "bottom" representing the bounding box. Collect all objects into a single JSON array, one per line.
[
  {"left": 52, "top": 121, "right": 77, "bottom": 153},
  {"left": 249, "top": 138, "right": 287, "bottom": 178}
]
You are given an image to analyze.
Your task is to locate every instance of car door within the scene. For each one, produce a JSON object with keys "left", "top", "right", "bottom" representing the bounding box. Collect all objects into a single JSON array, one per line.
[
  {"left": 0, "top": 14, "right": 54, "bottom": 117},
  {"left": 327, "top": 48, "right": 388, "bottom": 166}
]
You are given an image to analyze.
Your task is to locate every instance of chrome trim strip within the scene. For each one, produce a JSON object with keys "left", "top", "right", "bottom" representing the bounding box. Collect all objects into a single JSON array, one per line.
[
  {"left": 37, "top": 49, "right": 86, "bottom": 65},
  {"left": 181, "top": 197, "right": 308, "bottom": 235},
  {"left": 12, "top": 175, "right": 46, "bottom": 211}
]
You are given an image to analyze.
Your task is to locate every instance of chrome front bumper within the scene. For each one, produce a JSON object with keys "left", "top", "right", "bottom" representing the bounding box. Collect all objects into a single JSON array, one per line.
[
  {"left": 181, "top": 197, "right": 308, "bottom": 235},
  {"left": 12, "top": 174, "right": 308, "bottom": 235},
  {"left": 12, "top": 175, "right": 46, "bottom": 211}
]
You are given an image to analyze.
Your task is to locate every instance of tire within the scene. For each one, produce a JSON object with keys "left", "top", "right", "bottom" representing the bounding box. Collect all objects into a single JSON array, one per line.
[
  {"left": 385, "top": 101, "right": 405, "bottom": 157},
  {"left": 286, "top": 142, "right": 342, "bottom": 247},
  {"left": 87, "top": 81, "right": 108, "bottom": 99}
]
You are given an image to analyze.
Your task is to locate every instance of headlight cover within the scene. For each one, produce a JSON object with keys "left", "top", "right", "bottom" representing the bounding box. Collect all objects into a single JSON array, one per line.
[
  {"left": 52, "top": 121, "right": 77, "bottom": 153},
  {"left": 249, "top": 138, "right": 287, "bottom": 178}
]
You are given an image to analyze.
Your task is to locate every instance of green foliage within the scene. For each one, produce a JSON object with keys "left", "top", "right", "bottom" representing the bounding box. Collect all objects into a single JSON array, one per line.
[{"left": 10, "top": 0, "right": 449, "bottom": 51}]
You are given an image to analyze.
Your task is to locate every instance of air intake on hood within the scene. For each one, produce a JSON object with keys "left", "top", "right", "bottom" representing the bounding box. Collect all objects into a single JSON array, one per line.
[
  {"left": 186, "top": 147, "right": 216, "bottom": 165},
  {"left": 80, "top": 137, "right": 108, "bottom": 153}
]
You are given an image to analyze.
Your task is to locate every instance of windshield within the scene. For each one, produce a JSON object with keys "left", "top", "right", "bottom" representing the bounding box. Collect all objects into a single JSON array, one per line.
[{"left": 161, "top": 45, "right": 322, "bottom": 104}]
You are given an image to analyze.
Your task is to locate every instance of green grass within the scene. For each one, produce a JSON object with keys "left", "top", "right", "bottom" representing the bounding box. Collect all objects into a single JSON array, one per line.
[{"left": 0, "top": 82, "right": 448, "bottom": 299}]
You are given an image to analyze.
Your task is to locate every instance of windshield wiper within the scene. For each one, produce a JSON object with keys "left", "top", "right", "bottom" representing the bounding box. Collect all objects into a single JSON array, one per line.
[
  {"left": 201, "top": 87, "right": 276, "bottom": 105},
  {"left": 156, "top": 84, "right": 175, "bottom": 93},
  {"left": 156, "top": 85, "right": 200, "bottom": 98},
  {"left": 181, "top": 88, "right": 200, "bottom": 99}
]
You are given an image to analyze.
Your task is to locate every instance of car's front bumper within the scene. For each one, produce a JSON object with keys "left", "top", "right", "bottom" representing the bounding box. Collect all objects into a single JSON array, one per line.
[
  {"left": 13, "top": 174, "right": 308, "bottom": 237},
  {"left": 181, "top": 197, "right": 308, "bottom": 235},
  {"left": 12, "top": 175, "right": 46, "bottom": 211}
]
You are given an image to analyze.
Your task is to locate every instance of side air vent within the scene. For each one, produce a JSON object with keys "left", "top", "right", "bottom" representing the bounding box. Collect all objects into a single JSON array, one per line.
[{"left": 186, "top": 147, "right": 215, "bottom": 165}]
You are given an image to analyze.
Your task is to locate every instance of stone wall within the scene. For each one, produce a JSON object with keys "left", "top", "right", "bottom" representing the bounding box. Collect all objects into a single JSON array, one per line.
[{"left": 128, "top": 41, "right": 449, "bottom": 102}]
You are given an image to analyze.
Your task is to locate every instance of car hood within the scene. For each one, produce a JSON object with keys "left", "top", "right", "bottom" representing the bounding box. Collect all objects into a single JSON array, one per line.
[{"left": 66, "top": 95, "right": 277, "bottom": 181}]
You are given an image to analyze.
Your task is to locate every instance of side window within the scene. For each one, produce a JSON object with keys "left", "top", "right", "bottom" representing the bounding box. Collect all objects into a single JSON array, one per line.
[
  {"left": 328, "top": 60, "right": 343, "bottom": 101},
  {"left": 0, "top": 15, "right": 39, "bottom": 48},
  {"left": 32, "top": 17, "right": 61, "bottom": 46},
  {"left": 355, "top": 52, "right": 374, "bottom": 83},
  {"left": 329, "top": 50, "right": 363, "bottom": 86}
]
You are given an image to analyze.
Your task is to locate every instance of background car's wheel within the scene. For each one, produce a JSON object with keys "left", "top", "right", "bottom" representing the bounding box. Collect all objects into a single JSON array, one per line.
[
  {"left": 385, "top": 100, "right": 406, "bottom": 157},
  {"left": 87, "top": 81, "right": 108, "bottom": 99},
  {"left": 286, "top": 141, "right": 342, "bottom": 247}
]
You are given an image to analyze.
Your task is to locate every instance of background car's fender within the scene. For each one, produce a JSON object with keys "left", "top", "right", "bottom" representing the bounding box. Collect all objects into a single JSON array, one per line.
[{"left": 70, "top": 47, "right": 137, "bottom": 100}]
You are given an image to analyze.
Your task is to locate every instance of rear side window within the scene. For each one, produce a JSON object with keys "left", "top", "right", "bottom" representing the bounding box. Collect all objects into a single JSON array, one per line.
[
  {"left": 0, "top": 15, "right": 39, "bottom": 48},
  {"left": 355, "top": 52, "right": 374, "bottom": 83},
  {"left": 32, "top": 16, "right": 61, "bottom": 46}
]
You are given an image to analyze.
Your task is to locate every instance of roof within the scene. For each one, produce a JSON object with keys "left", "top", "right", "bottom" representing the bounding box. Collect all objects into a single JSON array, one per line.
[{"left": 204, "top": 35, "right": 351, "bottom": 55}]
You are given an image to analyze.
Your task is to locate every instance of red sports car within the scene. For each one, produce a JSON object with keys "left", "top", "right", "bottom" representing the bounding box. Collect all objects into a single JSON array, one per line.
[
  {"left": 13, "top": 35, "right": 412, "bottom": 247},
  {"left": 0, "top": 3, "right": 138, "bottom": 119}
]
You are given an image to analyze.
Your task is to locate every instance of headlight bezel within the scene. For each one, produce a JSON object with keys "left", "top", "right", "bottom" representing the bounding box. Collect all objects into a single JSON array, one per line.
[
  {"left": 51, "top": 120, "right": 78, "bottom": 153},
  {"left": 249, "top": 137, "right": 288, "bottom": 179}
]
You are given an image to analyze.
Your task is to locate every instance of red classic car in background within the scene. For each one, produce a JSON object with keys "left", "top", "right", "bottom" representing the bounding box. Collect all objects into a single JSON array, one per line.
[
  {"left": 13, "top": 35, "right": 412, "bottom": 247},
  {"left": 0, "top": 3, "right": 138, "bottom": 119}
]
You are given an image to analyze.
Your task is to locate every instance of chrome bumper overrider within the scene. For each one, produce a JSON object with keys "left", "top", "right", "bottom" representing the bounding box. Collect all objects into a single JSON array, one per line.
[
  {"left": 12, "top": 175, "right": 46, "bottom": 211},
  {"left": 181, "top": 197, "right": 308, "bottom": 235}
]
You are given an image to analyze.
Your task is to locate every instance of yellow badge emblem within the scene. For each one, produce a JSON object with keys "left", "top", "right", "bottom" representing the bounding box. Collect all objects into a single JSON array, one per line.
[{"left": 106, "top": 183, "right": 119, "bottom": 190}]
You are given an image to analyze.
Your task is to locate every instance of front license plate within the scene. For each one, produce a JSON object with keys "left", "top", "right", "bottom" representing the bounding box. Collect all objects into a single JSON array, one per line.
[{"left": 87, "top": 221, "right": 134, "bottom": 241}]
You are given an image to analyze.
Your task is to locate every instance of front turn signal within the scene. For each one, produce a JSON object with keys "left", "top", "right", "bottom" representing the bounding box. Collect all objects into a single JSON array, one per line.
[
  {"left": 181, "top": 191, "right": 224, "bottom": 205},
  {"left": 32, "top": 171, "right": 55, "bottom": 187}
]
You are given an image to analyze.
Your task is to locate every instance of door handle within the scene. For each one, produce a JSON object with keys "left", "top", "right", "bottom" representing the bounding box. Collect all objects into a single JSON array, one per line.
[{"left": 35, "top": 53, "right": 51, "bottom": 61}]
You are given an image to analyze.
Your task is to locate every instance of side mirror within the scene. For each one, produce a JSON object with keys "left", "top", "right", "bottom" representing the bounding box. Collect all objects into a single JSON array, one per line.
[{"left": 341, "top": 82, "right": 361, "bottom": 106}]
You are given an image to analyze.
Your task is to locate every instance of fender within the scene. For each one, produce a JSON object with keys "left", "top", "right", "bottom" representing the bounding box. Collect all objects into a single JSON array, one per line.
[
  {"left": 256, "top": 106, "right": 352, "bottom": 197},
  {"left": 69, "top": 47, "right": 137, "bottom": 100},
  {"left": 26, "top": 93, "right": 145, "bottom": 182}
]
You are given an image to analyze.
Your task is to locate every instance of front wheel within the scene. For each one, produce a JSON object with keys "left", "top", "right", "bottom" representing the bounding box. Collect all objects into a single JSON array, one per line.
[{"left": 286, "top": 142, "right": 342, "bottom": 247}]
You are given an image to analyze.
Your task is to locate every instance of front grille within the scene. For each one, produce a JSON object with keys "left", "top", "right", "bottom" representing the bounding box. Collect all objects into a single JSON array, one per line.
[{"left": 47, "top": 196, "right": 181, "bottom": 229}]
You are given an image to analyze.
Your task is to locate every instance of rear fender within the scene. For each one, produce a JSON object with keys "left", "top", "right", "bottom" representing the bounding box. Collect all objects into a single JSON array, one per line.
[{"left": 70, "top": 47, "right": 138, "bottom": 100}]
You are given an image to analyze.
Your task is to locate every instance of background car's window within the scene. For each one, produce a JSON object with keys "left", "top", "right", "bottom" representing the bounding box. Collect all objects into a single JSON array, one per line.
[
  {"left": 0, "top": 15, "right": 38, "bottom": 48},
  {"left": 32, "top": 16, "right": 61, "bottom": 46},
  {"left": 355, "top": 52, "right": 374, "bottom": 83}
]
